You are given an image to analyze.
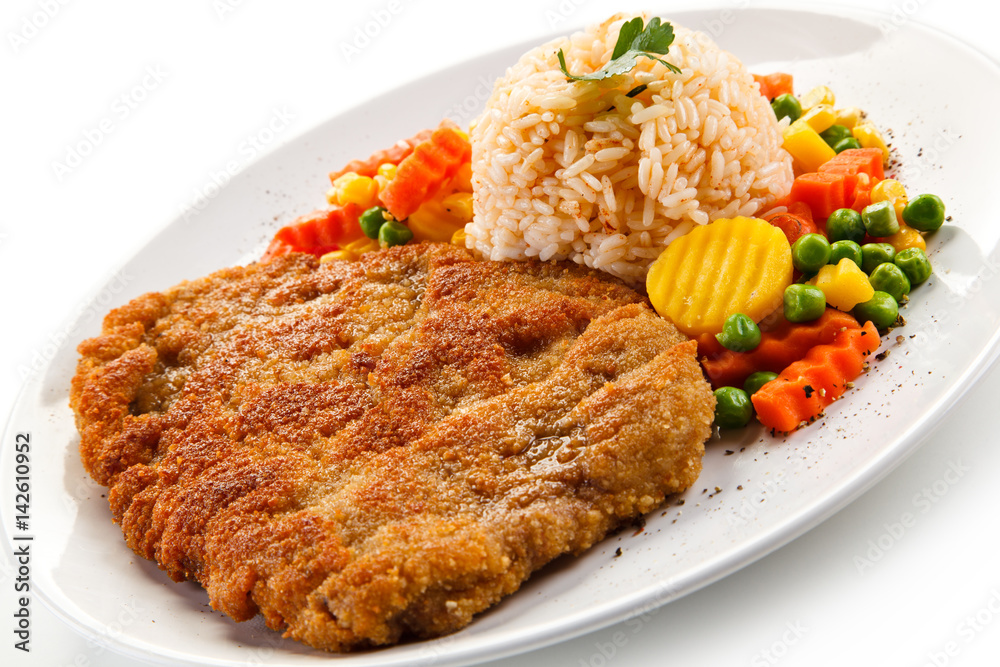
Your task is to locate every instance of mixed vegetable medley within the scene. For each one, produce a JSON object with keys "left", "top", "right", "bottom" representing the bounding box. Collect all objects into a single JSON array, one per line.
[
  {"left": 261, "top": 123, "right": 472, "bottom": 263},
  {"left": 260, "top": 71, "right": 946, "bottom": 436},
  {"left": 675, "top": 74, "right": 946, "bottom": 433}
]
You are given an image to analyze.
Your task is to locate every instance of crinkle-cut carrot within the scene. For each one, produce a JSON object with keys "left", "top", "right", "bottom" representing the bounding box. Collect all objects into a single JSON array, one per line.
[
  {"left": 818, "top": 147, "right": 885, "bottom": 181},
  {"left": 751, "top": 320, "right": 880, "bottom": 432},
  {"left": 261, "top": 204, "right": 364, "bottom": 262},
  {"left": 327, "top": 127, "right": 436, "bottom": 183},
  {"left": 700, "top": 308, "right": 861, "bottom": 389},
  {"left": 378, "top": 126, "right": 472, "bottom": 221},
  {"left": 818, "top": 147, "right": 885, "bottom": 202},
  {"left": 790, "top": 171, "right": 847, "bottom": 220}
]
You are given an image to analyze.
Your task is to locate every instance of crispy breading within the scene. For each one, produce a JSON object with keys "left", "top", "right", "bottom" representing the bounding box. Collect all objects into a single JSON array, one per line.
[{"left": 70, "top": 243, "right": 714, "bottom": 651}]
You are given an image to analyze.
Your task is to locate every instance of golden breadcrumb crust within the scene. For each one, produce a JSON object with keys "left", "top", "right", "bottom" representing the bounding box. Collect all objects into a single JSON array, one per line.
[{"left": 70, "top": 243, "right": 713, "bottom": 651}]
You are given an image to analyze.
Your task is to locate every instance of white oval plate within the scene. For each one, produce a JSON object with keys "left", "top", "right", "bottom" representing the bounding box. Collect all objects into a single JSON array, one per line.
[{"left": 4, "top": 7, "right": 1000, "bottom": 666}]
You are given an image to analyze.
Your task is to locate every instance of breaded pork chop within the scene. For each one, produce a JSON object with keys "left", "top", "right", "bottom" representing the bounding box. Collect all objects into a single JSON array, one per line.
[{"left": 70, "top": 243, "right": 714, "bottom": 651}]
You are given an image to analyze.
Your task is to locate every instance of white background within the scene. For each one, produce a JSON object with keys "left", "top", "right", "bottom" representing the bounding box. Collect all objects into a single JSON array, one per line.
[{"left": 2, "top": 1, "right": 999, "bottom": 666}]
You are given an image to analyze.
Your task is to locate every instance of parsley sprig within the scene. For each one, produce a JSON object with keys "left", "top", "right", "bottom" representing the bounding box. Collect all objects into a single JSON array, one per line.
[{"left": 557, "top": 17, "right": 682, "bottom": 82}]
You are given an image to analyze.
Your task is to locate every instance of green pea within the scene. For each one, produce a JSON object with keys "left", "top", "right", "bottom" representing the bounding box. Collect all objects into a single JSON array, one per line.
[
  {"left": 716, "top": 313, "right": 761, "bottom": 352},
  {"left": 359, "top": 206, "right": 388, "bottom": 239},
  {"left": 744, "top": 371, "right": 779, "bottom": 397},
  {"left": 861, "top": 242, "right": 896, "bottom": 274},
  {"left": 820, "top": 124, "right": 852, "bottom": 147},
  {"left": 868, "top": 262, "right": 911, "bottom": 302},
  {"left": 771, "top": 94, "right": 802, "bottom": 123},
  {"left": 791, "top": 233, "right": 832, "bottom": 275},
  {"left": 854, "top": 291, "right": 899, "bottom": 330},
  {"left": 378, "top": 219, "right": 414, "bottom": 247},
  {"left": 783, "top": 284, "right": 827, "bottom": 323},
  {"left": 826, "top": 208, "right": 865, "bottom": 244},
  {"left": 861, "top": 200, "right": 900, "bottom": 237},
  {"left": 829, "top": 240, "right": 863, "bottom": 268},
  {"left": 902, "top": 193, "right": 946, "bottom": 232},
  {"left": 833, "top": 137, "right": 862, "bottom": 153},
  {"left": 894, "top": 247, "right": 932, "bottom": 285},
  {"left": 714, "top": 386, "right": 753, "bottom": 429}
]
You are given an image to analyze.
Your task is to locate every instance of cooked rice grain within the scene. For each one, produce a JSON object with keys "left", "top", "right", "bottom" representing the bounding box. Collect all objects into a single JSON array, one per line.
[{"left": 466, "top": 14, "right": 794, "bottom": 283}]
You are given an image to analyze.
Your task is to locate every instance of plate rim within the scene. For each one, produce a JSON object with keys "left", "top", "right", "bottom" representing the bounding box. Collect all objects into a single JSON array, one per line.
[{"left": 5, "top": 5, "right": 1000, "bottom": 666}]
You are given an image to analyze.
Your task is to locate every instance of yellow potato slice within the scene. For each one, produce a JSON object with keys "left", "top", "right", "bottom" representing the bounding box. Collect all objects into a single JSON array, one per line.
[{"left": 646, "top": 216, "right": 792, "bottom": 336}]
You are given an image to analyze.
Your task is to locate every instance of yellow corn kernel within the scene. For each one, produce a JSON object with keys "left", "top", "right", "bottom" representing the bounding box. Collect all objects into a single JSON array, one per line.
[
  {"left": 343, "top": 237, "right": 379, "bottom": 255},
  {"left": 783, "top": 120, "right": 837, "bottom": 173},
  {"left": 883, "top": 223, "right": 926, "bottom": 252},
  {"left": 454, "top": 128, "right": 469, "bottom": 142},
  {"left": 870, "top": 179, "right": 906, "bottom": 205},
  {"left": 801, "top": 104, "right": 836, "bottom": 134},
  {"left": 376, "top": 162, "right": 397, "bottom": 180},
  {"left": 807, "top": 258, "right": 874, "bottom": 311},
  {"left": 646, "top": 216, "right": 792, "bottom": 336},
  {"left": 833, "top": 106, "right": 863, "bottom": 129},
  {"left": 799, "top": 85, "right": 835, "bottom": 111},
  {"left": 325, "top": 187, "right": 339, "bottom": 205},
  {"left": 319, "top": 250, "right": 354, "bottom": 263},
  {"left": 331, "top": 173, "right": 379, "bottom": 209},
  {"left": 871, "top": 178, "right": 908, "bottom": 220},
  {"left": 442, "top": 192, "right": 474, "bottom": 222},
  {"left": 852, "top": 122, "right": 889, "bottom": 164},
  {"left": 407, "top": 200, "right": 464, "bottom": 243},
  {"left": 451, "top": 227, "right": 467, "bottom": 247}
]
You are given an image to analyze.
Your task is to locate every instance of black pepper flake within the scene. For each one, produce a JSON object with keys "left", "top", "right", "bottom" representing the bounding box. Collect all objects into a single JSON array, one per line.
[
  {"left": 876, "top": 350, "right": 890, "bottom": 361},
  {"left": 724, "top": 450, "right": 734, "bottom": 456},
  {"left": 737, "top": 485, "right": 744, "bottom": 490},
  {"left": 614, "top": 547, "right": 622, "bottom": 558},
  {"left": 803, "top": 385, "right": 815, "bottom": 398}
]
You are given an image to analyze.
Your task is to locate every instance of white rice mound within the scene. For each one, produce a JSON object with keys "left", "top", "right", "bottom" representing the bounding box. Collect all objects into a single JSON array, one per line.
[{"left": 466, "top": 14, "right": 794, "bottom": 284}]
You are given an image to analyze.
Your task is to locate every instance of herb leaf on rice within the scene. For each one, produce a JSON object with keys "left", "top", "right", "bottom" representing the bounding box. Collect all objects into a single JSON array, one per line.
[{"left": 558, "top": 17, "right": 682, "bottom": 81}]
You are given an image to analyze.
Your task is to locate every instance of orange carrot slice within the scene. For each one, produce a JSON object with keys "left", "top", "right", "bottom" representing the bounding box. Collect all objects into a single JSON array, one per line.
[
  {"left": 751, "top": 321, "right": 881, "bottom": 432},
  {"left": 790, "top": 171, "right": 848, "bottom": 220},
  {"left": 700, "top": 309, "right": 861, "bottom": 389},
  {"left": 753, "top": 72, "right": 794, "bottom": 100},
  {"left": 818, "top": 147, "right": 885, "bottom": 203},
  {"left": 378, "top": 126, "right": 471, "bottom": 221},
  {"left": 261, "top": 204, "right": 365, "bottom": 262},
  {"left": 818, "top": 147, "right": 885, "bottom": 182},
  {"left": 850, "top": 173, "right": 873, "bottom": 214},
  {"left": 763, "top": 201, "right": 819, "bottom": 245},
  {"left": 328, "top": 128, "right": 435, "bottom": 183}
]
